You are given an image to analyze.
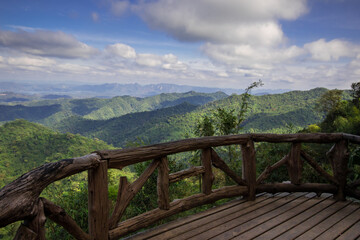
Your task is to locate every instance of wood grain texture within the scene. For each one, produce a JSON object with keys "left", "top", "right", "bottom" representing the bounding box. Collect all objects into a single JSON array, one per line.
[
  {"left": 201, "top": 148, "right": 213, "bottom": 195},
  {"left": 0, "top": 153, "right": 101, "bottom": 227},
  {"left": 288, "top": 143, "right": 302, "bottom": 185},
  {"left": 242, "top": 140, "right": 256, "bottom": 200},
  {"left": 327, "top": 140, "right": 349, "bottom": 201},
  {"left": 99, "top": 133, "right": 358, "bottom": 168},
  {"left": 256, "top": 183, "right": 337, "bottom": 194},
  {"left": 109, "top": 185, "right": 248, "bottom": 239},
  {"left": 88, "top": 160, "right": 109, "bottom": 240},
  {"left": 157, "top": 156, "right": 170, "bottom": 210}
]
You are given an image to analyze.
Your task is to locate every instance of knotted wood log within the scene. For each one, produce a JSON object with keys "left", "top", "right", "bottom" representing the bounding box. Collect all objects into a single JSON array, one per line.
[{"left": 0, "top": 153, "right": 101, "bottom": 227}]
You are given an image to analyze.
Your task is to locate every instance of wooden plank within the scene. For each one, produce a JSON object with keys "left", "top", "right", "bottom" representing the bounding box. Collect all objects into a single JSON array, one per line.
[
  {"left": 235, "top": 195, "right": 336, "bottom": 239},
  {"left": 210, "top": 193, "right": 314, "bottom": 240},
  {"left": 272, "top": 200, "right": 351, "bottom": 240},
  {"left": 315, "top": 207, "right": 360, "bottom": 240},
  {"left": 261, "top": 197, "right": 337, "bottom": 240},
  {"left": 128, "top": 193, "right": 268, "bottom": 240},
  {"left": 157, "top": 156, "right": 170, "bottom": 210},
  {"left": 148, "top": 195, "right": 272, "bottom": 240},
  {"left": 88, "top": 160, "right": 109, "bottom": 240},
  {"left": 201, "top": 148, "right": 213, "bottom": 195},
  {"left": 241, "top": 140, "right": 256, "bottom": 200},
  {"left": 336, "top": 219, "right": 360, "bottom": 240},
  {"left": 256, "top": 183, "right": 337, "bottom": 194},
  {"left": 296, "top": 203, "right": 360, "bottom": 240},
  {"left": 172, "top": 193, "right": 288, "bottom": 240},
  {"left": 180, "top": 192, "right": 301, "bottom": 240},
  {"left": 109, "top": 185, "right": 248, "bottom": 240},
  {"left": 127, "top": 197, "right": 249, "bottom": 240}
]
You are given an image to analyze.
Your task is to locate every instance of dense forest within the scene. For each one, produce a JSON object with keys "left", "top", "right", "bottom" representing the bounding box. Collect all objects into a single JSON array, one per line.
[{"left": 0, "top": 85, "right": 359, "bottom": 239}]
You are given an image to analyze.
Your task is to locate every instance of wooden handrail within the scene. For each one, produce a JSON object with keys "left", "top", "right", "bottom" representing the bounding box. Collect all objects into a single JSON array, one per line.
[
  {"left": 1, "top": 133, "right": 360, "bottom": 239},
  {"left": 97, "top": 133, "right": 360, "bottom": 169}
]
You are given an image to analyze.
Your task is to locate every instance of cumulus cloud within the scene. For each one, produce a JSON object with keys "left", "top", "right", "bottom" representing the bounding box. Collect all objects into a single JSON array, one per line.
[
  {"left": 136, "top": 53, "right": 163, "bottom": 67},
  {"left": 4, "top": 56, "right": 56, "bottom": 72},
  {"left": 202, "top": 43, "right": 305, "bottom": 69},
  {"left": 304, "top": 39, "right": 360, "bottom": 61},
  {"left": 0, "top": 30, "right": 99, "bottom": 59},
  {"left": 133, "top": 0, "right": 307, "bottom": 46},
  {"left": 105, "top": 43, "right": 136, "bottom": 58}
]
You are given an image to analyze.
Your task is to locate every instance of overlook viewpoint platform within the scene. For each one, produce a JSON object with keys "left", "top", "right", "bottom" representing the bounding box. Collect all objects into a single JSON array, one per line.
[
  {"left": 1, "top": 133, "right": 360, "bottom": 239},
  {"left": 128, "top": 192, "right": 360, "bottom": 240}
]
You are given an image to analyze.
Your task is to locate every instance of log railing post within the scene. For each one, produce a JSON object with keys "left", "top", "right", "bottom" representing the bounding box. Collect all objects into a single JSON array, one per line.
[
  {"left": 241, "top": 140, "right": 256, "bottom": 201},
  {"left": 14, "top": 198, "right": 46, "bottom": 240},
  {"left": 288, "top": 143, "right": 302, "bottom": 185},
  {"left": 327, "top": 140, "right": 349, "bottom": 201},
  {"left": 88, "top": 160, "right": 109, "bottom": 240},
  {"left": 201, "top": 148, "right": 213, "bottom": 195},
  {"left": 157, "top": 156, "right": 170, "bottom": 210}
]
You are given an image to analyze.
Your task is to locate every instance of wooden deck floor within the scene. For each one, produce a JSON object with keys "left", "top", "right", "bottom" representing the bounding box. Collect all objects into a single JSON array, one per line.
[{"left": 126, "top": 192, "right": 360, "bottom": 240}]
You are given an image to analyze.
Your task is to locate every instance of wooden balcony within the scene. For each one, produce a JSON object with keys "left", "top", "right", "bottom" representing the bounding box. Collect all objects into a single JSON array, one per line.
[
  {"left": 1, "top": 133, "right": 360, "bottom": 239},
  {"left": 127, "top": 192, "right": 360, "bottom": 240}
]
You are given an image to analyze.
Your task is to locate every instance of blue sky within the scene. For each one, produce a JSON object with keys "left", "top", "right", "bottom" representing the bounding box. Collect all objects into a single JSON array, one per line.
[{"left": 0, "top": 0, "right": 359, "bottom": 90}]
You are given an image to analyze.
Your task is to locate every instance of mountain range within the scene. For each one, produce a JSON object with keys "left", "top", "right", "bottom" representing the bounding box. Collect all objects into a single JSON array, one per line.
[
  {"left": 0, "top": 87, "right": 340, "bottom": 147},
  {"left": 0, "top": 81, "right": 290, "bottom": 98}
]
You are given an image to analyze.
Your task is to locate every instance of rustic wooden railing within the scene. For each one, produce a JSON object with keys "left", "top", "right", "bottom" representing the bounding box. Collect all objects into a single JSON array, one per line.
[{"left": 1, "top": 133, "right": 360, "bottom": 240}]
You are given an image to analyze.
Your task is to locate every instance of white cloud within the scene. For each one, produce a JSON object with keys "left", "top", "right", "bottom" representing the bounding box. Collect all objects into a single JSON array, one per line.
[
  {"left": 4, "top": 56, "right": 56, "bottom": 72},
  {"left": 0, "top": 30, "right": 99, "bottom": 59},
  {"left": 105, "top": 43, "right": 136, "bottom": 58},
  {"left": 136, "top": 53, "right": 162, "bottom": 67},
  {"left": 202, "top": 43, "right": 304, "bottom": 69},
  {"left": 304, "top": 39, "right": 360, "bottom": 61},
  {"left": 133, "top": 0, "right": 307, "bottom": 46}
]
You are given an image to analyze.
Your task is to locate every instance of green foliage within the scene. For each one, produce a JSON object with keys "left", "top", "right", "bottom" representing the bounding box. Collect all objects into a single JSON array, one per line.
[
  {"left": 0, "top": 119, "right": 117, "bottom": 239},
  {"left": 195, "top": 115, "right": 215, "bottom": 137},
  {"left": 315, "top": 89, "right": 343, "bottom": 114},
  {"left": 237, "top": 80, "right": 264, "bottom": 130},
  {"left": 319, "top": 97, "right": 360, "bottom": 135},
  {"left": 0, "top": 119, "right": 113, "bottom": 188},
  {"left": 307, "top": 124, "right": 321, "bottom": 133},
  {"left": 0, "top": 92, "right": 227, "bottom": 126},
  {"left": 351, "top": 82, "right": 360, "bottom": 107}
]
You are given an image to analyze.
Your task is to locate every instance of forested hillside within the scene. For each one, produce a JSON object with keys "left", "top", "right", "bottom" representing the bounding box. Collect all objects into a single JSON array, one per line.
[
  {"left": 0, "top": 88, "right": 351, "bottom": 148},
  {"left": 53, "top": 102, "right": 198, "bottom": 146},
  {"left": 0, "top": 119, "right": 113, "bottom": 188},
  {"left": 46, "top": 88, "right": 344, "bottom": 147},
  {"left": 0, "top": 85, "right": 358, "bottom": 240},
  {"left": 0, "top": 91, "right": 227, "bottom": 125}
]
